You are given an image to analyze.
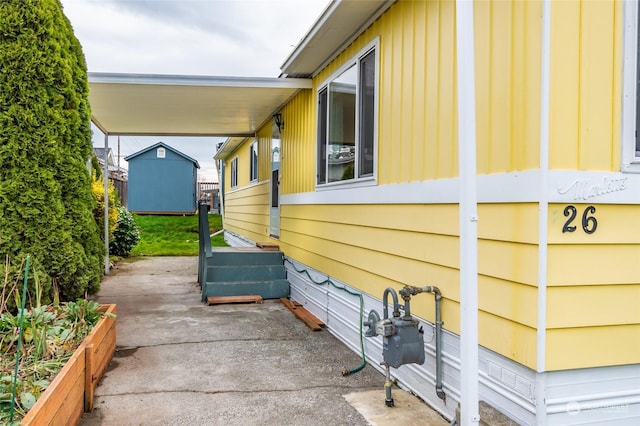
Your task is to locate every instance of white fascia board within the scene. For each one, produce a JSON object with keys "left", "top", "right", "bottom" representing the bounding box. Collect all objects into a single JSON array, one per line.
[
  {"left": 215, "top": 137, "right": 248, "bottom": 160},
  {"left": 88, "top": 72, "right": 312, "bottom": 90}
]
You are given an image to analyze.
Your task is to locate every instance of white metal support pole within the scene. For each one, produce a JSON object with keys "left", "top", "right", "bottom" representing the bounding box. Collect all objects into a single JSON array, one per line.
[
  {"left": 456, "top": 0, "right": 480, "bottom": 424},
  {"left": 103, "top": 133, "right": 110, "bottom": 275}
]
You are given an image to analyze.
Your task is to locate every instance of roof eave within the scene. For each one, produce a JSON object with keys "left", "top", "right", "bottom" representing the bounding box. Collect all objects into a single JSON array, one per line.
[
  {"left": 280, "top": 0, "right": 395, "bottom": 78},
  {"left": 214, "top": 137, "right": 249, "bottom": 160}
]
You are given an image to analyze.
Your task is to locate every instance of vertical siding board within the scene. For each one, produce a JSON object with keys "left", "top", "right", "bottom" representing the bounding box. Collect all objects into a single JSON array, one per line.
[
  {"left": 425, "top": 0, "right": 440, "bottom": 180},
  {"left": 391, "top": 6, "right": 404, "bottom": 183},
  {"left": 511, "top": 0, "right": 525, "bottom": 171},
  {"left": 523, "top": 0, "right": 541, "bottom": 171},
  {"left": 578, "top": 0, "right": 616, "bottom": 170},
  {"left": 611, "top": 1, "right": 622, "bottom": 170},
  {"left": 489, "top": 0, "right": 513, "bottom": 173},
  {"left": 282, "top": 90, "right": 314, "bottom": 195},
  {"left": 475, "top": 0, "right": 491, "bottom": 175},
  {"left": 549, "top": 0, "right": 580, "bottom": 169},
  {"left": 410, "top": 1, "right": 425, "bottom": 181},
  {"left": 379, "top": 13, "right": 393, "bottom": 185},
  {"left": 438, "top": 0, "right": 456, "bottom": 179}
]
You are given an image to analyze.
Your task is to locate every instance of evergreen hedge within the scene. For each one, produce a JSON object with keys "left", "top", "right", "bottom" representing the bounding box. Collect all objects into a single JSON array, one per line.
[{"left": 0, "top": 0, "right": 104, "bottom": 302}]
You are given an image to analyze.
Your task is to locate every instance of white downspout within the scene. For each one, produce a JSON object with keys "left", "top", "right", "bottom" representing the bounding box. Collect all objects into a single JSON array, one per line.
[
  {"left": 456, "top": 0, "right": 480, "bottom": 424},
  {"left": 103, "top": 133, "right": 110, "bottom": 275}
]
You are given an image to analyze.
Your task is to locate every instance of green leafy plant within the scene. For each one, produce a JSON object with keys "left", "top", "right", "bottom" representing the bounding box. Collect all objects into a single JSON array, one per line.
[
  {"left": 0, "top": 301, "right": 108, "bottom": 423},
  {"left": 109, "top": 207, "right": 140, "bottom": 257},
  {"left": 0, "top": 255, "right": 112, "bottom": 424}
]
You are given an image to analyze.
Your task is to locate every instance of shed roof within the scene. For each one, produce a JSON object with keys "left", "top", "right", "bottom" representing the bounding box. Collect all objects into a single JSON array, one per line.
[{"left": 124, "top": 142, "right": 201, "bottom": 169}]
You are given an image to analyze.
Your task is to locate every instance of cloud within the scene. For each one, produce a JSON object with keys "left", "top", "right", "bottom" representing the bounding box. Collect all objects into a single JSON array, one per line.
[{"left": 61, "top": 0, "right": 329, "bottom": 76}]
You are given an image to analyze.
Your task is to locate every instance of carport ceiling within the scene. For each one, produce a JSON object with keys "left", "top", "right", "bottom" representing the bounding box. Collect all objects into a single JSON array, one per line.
[{"left": 88, "top": 72, "right": 312, "bottom": 137}]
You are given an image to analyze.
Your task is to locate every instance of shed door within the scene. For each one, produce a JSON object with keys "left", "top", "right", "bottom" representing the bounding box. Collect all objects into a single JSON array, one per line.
[{"left": 270, "top": 124, "right": 280, "bottom": 238}]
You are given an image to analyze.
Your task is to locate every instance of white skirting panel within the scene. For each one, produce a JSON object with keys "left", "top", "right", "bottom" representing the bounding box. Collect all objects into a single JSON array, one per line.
[
  {"left": 544, "top": 364, "right": 640, "bottom": 426},
  {"left": 223, "top": 230, "right": 255, "bottom": 248}
]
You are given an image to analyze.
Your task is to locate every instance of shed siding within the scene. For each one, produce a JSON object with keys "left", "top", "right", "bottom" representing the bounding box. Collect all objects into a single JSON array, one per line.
[{"left": 127, "top": 144, "right": 198, "bottom": 213}]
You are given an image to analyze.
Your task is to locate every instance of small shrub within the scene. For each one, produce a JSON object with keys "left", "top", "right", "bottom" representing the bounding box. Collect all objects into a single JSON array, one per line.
[
  {"left": 109, "top": 207, "right": 140, "bottom": 257},
  {"left": 92, "top": 177, "right": 119, "bottom": 239}
]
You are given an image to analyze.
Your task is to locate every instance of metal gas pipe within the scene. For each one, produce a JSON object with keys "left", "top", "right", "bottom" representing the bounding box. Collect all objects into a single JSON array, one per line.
[
  {"left": 399, "top": 285, "right": 445, "bottom": 402},
  {"left": 365, "top": 284, "right": 445, "bottom": 407}
]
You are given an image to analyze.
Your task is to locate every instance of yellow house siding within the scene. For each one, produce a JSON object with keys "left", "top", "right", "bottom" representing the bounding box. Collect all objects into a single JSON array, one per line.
[
  {"left": 279, "top": 203, "right": 539, "bottom": 368},
  {"left": 281, "top": 90, "right": 315, "bottom": 195},
  {"left": 287, "top": 0, "right": 540, "bottom": 190},
  {"left": 547, "top": 243, "right": 640, "bottom": 286},
  {"left": 256, "top": 125, "right": 271, "bottom": 183},
  {"left": 478, "top": 203, "right": 539, "bottom": 244},
  {"left": 474, "top": 0, "right": 542, "bottom": 173},
  {"left": 313, "top": 0, "right": 459, "bottom": 184},
  {"left": 547, "top": 285, "right": 640, "bottom": 329},
  {"left": 216, "top": 0, "right": 639, "bottom": 376},
  {"left": 547, "top": 325, "right": 640, "bottom": 371},
  {"left": 224, "top": 182, "right": 270, "bottom": 242},
  {"left": 546, "top": 203, "right": 640, "bottom": 369},
  {"left": 548, "top": 0, "right": 619, "bottom": 171},
  {"left": 479, "top": 240, "right": 539, "bottom": 287},
  {"left": 479, "top": 312, "right": 537, "bottom": 369}
]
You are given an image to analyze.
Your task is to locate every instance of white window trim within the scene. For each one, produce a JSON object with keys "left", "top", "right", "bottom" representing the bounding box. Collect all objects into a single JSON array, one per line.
[
  {"left": 249, "top": 140, "right": 258, "bottom": 182},
  {"left": 230, "top": 156, "right": 238, "bottom": 188},
  {"left": 622, "top": 0, "right": 640, "bottom": 173},
  {"left": 316, "top": 37, "right": 379, "bottom": 189}
]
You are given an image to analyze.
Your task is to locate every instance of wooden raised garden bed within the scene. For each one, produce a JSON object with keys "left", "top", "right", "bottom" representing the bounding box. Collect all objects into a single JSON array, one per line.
[{"left": 20, "top": 304, "right": 117, "bottom": 426}]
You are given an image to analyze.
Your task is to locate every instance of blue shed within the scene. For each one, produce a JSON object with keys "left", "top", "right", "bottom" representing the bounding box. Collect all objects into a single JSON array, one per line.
[{"left": 125, "top": 142, "right": 200, "bottom": 214}]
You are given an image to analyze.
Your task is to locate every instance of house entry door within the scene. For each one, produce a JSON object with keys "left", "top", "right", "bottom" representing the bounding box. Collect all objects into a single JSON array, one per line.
[{"left": 269, "top": 124, "right": 281, "bottom": 238}]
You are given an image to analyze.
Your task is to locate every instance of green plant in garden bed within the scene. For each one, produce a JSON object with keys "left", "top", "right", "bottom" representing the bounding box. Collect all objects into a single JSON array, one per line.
[
  {"left": 0, "top": 264, "right": 111, "bottom": 424},
  {"left": 130, "top": 213, "right": 226, "bottom": 256}
]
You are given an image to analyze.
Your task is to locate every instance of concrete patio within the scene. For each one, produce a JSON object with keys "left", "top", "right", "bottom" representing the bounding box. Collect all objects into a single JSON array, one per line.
[{"left": 79, "top": 256, "right": 448, "bottom": 426}]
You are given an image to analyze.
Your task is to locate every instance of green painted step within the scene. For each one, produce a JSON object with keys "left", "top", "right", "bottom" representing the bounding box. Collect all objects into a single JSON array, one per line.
[
  {"left": 210, "top": 248, "right": 284, "bottom": 266},
  {"left": 205, "top": 279, "right": 290, "bottom": 300},
  {"left": 206, "top": 264, "right": 286, "bottom": 283}
]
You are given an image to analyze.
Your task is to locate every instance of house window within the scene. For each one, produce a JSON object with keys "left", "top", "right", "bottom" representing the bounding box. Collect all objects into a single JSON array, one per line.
[
  {"left": 249, "top": 140, "right": 258, "bottom": 182},
  {"left": 231, "top": 157, "right": 238, "bottom": 188},
  {"left": 622, "top": 1, "right": 640, "bottom": 172},
  {"left": 157, "top": 147, "right": 166, "bottom": 158},
  {"left": 317, "top": 41, "right": 377, "bottom": 185}
]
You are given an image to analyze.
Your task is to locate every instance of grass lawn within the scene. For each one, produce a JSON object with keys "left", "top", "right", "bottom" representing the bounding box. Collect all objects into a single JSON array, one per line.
[{"left": 129, "top": 213, "right": 227, "bottom": 256}]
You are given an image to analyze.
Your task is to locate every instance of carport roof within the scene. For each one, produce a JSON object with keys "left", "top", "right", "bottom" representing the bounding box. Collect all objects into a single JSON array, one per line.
[{"left": 88, "top": 72, "right": 312, "bottom": 137}]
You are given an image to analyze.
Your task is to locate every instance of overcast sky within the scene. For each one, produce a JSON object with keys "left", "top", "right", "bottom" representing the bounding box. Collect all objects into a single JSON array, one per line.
[{"left": 61, "top": 0, "right": 330, "bottom": 181}]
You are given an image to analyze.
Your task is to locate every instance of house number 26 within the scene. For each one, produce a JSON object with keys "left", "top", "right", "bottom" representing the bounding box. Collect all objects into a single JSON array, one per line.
[{"left": 562, "top": 205, "right": 597, "bottom": 234}]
